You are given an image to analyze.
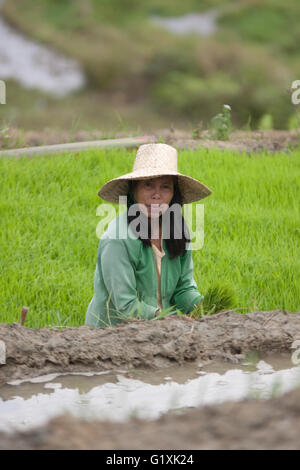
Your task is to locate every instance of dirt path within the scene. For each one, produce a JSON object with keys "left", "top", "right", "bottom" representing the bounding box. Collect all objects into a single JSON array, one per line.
[
  {"left": 1, "top": 128, "right": 299, "bottom": 153},
  {"left": 158, "top": 128, "right": 300, "bottom": 153},
  {"left": 0, "top": 309, "right": 300, "bottom": 449}
]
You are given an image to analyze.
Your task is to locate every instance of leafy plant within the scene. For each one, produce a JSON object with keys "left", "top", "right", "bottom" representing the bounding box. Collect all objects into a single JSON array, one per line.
[
  {"left": 192, "top": 121, "right": 203, "bottom": 139},
  {"left": 209, "top": 104, "right": 233, "bottom": 141},
  {"left": 0, "top": 127, "right": 11, "bottom": 149}
]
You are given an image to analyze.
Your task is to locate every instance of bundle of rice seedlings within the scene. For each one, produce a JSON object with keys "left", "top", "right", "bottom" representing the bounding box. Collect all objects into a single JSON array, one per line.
[{"left": 191, "top": 282, "right": 237, "bottom": 318}]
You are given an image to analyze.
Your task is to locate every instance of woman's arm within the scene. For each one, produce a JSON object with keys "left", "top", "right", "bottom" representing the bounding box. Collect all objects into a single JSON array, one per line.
[
  {"left": 170, "top": 248, "right": 204, "bottom": 314},
  {"left": 99, "top": 238, "right": 159, "bottom": 321}
]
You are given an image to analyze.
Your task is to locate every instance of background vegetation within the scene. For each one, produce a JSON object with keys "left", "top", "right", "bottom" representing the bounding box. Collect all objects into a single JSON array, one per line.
[{"left": 0, "top": 0, "right": 299, "bottom": 132}]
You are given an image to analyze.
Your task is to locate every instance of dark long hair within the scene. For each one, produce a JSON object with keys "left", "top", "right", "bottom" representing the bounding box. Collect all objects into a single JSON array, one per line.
[{"left": 126, "top": 177, "right": 191, "bottom": 259}]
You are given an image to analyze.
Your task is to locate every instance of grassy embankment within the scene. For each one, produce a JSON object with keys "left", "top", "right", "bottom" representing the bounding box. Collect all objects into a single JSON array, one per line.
[
  {"left": 0, "top": 146, "right": 299, "bottom": 328},
  {"left": 1, "top": 0, "right": 300, "bottom": 131}
]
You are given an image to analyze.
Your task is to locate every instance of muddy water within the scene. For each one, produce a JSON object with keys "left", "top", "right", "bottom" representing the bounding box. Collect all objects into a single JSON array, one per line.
[
  {"left": 1, "top": 352, "right": 300, "bottom": 434},
  {"left": 0, "top": 0, "right": 85, "bottom": 96},
  {"left": 150, "top": 10, "right": 219, "bottom": 37}
]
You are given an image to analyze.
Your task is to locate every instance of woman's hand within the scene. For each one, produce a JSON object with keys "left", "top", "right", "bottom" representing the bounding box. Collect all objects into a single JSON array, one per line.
[
  {"left": 155, "top": 308, "right": 194, "bottom": 322},
  {"left": 181, "top": 315, "right": 194, "bottom": 322}
]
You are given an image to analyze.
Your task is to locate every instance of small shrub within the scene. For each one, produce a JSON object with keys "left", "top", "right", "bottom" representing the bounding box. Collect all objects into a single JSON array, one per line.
[
  {"left": 257, "top": 113, "right": 274, "bottom": 130},
  {"left": 208, "top": 104, "right": 233, "bottom": 141}
]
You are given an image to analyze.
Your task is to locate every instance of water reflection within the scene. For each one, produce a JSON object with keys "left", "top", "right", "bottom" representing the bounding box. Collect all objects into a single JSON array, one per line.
[
  {"left": 1, "top": 357, "right": 300, "bottom": 433},
  {"left": 150, "top": 10, "right": 219, "bottom": 37},
  {"left": 0, "top": 1, "right": 85, "bottom": 96}
]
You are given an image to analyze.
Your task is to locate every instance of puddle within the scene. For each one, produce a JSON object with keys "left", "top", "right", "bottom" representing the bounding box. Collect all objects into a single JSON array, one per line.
[
  {"left": 0, "top": 0, "right": 85, "bottom": 96},
  {"left": 1, "top": 352, "right": 300, "bottom": 434},
  {"left": 150, "top": 10, "right": 219, "bottom": 37}
]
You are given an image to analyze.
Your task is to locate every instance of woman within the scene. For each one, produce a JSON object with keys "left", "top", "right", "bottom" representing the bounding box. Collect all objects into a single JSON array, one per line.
[{"left": 85, "top": 143, "right": 212, "bottom": 327}]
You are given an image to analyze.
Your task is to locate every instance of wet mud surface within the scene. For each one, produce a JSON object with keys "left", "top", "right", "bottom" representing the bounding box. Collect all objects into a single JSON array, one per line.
[
  {"left": 0, "top": 309, "right": 300, "bottom": 449},
  {"left": 1, "top": 309, "right": 299, "bottom": 385}
]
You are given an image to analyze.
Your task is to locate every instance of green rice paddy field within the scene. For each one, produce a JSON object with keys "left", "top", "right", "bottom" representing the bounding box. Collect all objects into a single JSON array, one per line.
[{"left": 0, "top": 146, "right": 299, "bottom": 328}]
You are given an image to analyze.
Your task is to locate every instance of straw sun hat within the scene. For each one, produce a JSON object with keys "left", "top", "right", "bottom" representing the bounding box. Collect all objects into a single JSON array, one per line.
[{"left": 98, "top": 143, "right": 212, "bottom": 204}]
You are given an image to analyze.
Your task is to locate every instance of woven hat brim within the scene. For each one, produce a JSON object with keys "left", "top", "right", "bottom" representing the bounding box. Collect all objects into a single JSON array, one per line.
[{"left": 98, "top": 170, "right": 212, "bottom": 204}]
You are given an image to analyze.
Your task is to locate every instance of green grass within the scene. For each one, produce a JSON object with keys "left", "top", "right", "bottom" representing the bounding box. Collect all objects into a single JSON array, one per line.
[{"left": 0, "top": 146, "right": 299, "bottom": 328}]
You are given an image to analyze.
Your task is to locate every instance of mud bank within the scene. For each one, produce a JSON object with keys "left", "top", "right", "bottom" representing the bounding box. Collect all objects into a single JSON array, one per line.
[
  {"left": 1, "top": 385, "right": 300, "bottom": 450},
  {"left": 1, "top": 309, "right": 300, "bottom": 450},
  {"left": 0, "top": 309, "right": 299, "bottom": 386}
]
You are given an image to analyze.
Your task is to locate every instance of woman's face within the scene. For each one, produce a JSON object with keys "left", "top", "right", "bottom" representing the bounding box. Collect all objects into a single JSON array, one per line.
[{"left": 132, "top": 176, "right": 174, "bottom": 218}]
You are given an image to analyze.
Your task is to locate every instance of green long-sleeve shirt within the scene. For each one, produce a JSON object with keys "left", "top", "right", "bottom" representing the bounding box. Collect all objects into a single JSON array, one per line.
[{"left": 85, "top": 211, "right": 203, "bottom": 327}]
